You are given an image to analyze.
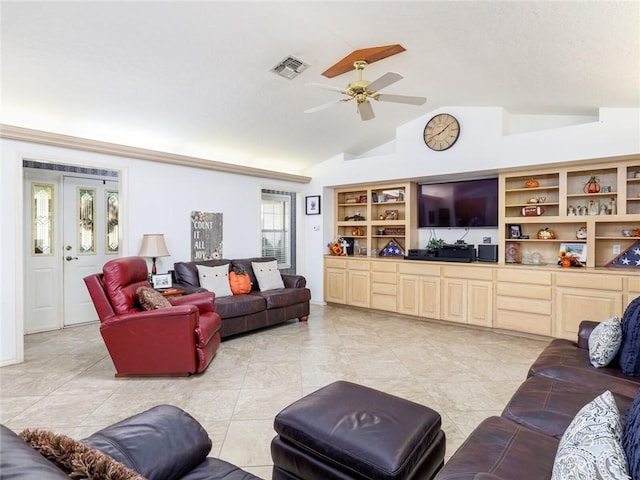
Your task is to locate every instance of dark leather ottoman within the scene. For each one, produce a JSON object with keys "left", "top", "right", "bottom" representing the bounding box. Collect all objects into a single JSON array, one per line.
[{"left": 271, "top": 381, "right": 446, "bottom": 480}]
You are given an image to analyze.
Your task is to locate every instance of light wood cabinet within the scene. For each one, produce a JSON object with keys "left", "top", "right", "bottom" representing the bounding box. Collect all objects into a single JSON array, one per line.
[
  {"left": 397, "top": 263, "right": 441, "bottom": 318},
  {"left": 441, "top": 265, "right": 493, "bottom": 327},
  {"left": 500, "top": 158, "right": 640, "bottom": 268},
  {"left": 346, "top": 260, "right": 370, "bottom": 308},
  {"left": 324, "top": 257, "right": 347, "bottom": 304},
  {"left": 371, "top": 262, "right": 398, "bottom": 312},
  {"left": 554, "top": 272, "right": 624, "bottom": 339},
  {"left": 495, "top": 269, "right": 553, "bottom": 336},
  {"left": 334, "top": 182, "right": 417, "bottom": 257}
]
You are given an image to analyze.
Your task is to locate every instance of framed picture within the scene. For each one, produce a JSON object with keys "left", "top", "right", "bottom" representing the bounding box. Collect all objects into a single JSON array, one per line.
[
  {"left": 384, "top": 209, "right": 399, "bottom": 220},
  {"left": 358, "top": 195, "right": 367, "bottom": 204},
  {"left": 508, "top": 224, "right": 522, "bottom": 239},
  {"left": 152, "top": 273, "right": 172, "bottom": 289},
  {"left": 305, "top": 195, "right": 321, "bottom": 215},
  {"left": 505, "top": 242, "right": 521, "bottom": 263},
  {"left": 371, "top": 192, "right": 378, "bottom": 203},
  {"left": 559, "top": 243, "right": 587, "bottom": 262}
]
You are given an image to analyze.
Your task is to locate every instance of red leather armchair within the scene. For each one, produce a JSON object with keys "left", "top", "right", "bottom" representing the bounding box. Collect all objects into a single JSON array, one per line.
[{"left": 84, "top": 256, "right": 222, "bottom": 377}]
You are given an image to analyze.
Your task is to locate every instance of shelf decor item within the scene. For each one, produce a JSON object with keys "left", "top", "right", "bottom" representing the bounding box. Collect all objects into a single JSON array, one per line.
[
  {"left": 327, "top": 237, "right": 345, "bottom": 256},
  {"left": 379, "top": 239, "right": 405, "bottom": 257},
  {"left": 583, "top": 174, "right": 601, "bottom": 194},
  {"left": 606, "top": 241, "right": 640, "bottom": 268},
  {"left": 537, "top": 227, "right": 556, "bottom": 240},
  {"left": 524, "top": 179, "right": 540, "bottom": 188}
]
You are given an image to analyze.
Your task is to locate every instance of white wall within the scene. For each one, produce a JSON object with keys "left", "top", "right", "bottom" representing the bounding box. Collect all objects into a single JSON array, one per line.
[
  {"left": 0, "top": 139, "right": 305, "bottom": 365},
  {"left": 2, "top": 106, "right": 639, "bottom": 365}
]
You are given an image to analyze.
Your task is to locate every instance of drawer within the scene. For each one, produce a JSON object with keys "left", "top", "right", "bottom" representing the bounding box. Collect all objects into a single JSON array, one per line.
[
  {"left": 371, "top": 294, "right": 397, "bottom": 312},
  {"left": 325, "top": 257, "right": 346, "bottom": 269},
  {"left": 372, "top": 282, "right": 397, "bottom": 295},
  {"left": 495, "top": 310, "right": 551, "bottom": 337},
  {"left": 371, "top": 262, "right": 397, "bottom": 273},
  {"left": 398, "top": 263, "right": 440, "bottom": 276},
  {"left": 347, "top": 260, "right": 370, "bottom": 271},
  {"left": 496, "top": 282, "right": 552, "bottom": 300},
  {"left": 497, "top": 268, "right": 551, "bottom": 285},
  {"left": 496, "top": 296, "right": 552, "bottom": 315},
  {"left": 371, "top": 272, "right": 396, "bottom": 284},
  {"left": 555, "top": 272, "right": 623, "bottom": 291},
  {"left": 443, "top": 265, "right": 494, "bottom": 281}
]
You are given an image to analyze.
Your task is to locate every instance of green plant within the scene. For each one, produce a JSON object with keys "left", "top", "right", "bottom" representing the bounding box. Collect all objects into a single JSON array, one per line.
[{"left": 426, "top": 237, "right": 445, "bottom": 251}]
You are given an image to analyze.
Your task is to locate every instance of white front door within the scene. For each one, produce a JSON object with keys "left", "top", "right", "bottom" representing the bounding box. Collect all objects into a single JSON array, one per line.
[
  {"left": 62, "top": 177, "right": 119, "bottom": 326},
  {"left": 23, "top": 169, "right": 120, "bottom": 333}
]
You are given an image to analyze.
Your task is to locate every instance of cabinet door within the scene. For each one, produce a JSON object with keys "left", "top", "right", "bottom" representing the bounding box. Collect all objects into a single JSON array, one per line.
[
  {"left": 555, "top": 288, "right": 623, "bottom": 339},
  {"left": 397, "top": 275, "right": 419, "bottom": 316},
  {"left": 347, "top": 270, "right": 370, "bottom": 308},
  {"left": 442, "top": 278, "right": 466, "bottom": 323},
  {"left": 419, "top": 276, "right": 441, "bottom": 319},
  {"left": 325, "top": 269, "right": 346, "bottom": 304},
  {"left": 467, "top": 280, "right": 493, "bottom": 327}
]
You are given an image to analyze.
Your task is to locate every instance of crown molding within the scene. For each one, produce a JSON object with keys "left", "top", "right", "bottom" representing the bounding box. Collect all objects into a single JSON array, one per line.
[{"left": 0, "top": 124, "right": 311, "bottom": 184}]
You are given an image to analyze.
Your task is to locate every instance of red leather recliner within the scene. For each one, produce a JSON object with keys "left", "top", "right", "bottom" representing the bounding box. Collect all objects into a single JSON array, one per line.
[{"left": 84, "top": 256, "right": 222, "bottom": 377}]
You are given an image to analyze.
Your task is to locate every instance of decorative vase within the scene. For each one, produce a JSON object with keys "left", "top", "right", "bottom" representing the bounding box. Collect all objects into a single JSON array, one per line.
[{"left": 583, "top": 175, "right": 601, "bottom": 194}]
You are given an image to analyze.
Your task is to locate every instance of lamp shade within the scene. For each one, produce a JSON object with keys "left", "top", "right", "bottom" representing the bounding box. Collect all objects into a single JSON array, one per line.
[{"left": 138, "top": 234, "right": 170, "bottom": 258}]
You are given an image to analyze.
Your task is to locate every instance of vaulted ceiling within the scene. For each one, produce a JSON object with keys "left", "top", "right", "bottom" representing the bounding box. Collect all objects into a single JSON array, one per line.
[{"left": 2, "top": 1, "right": 638, "bottom": 175}]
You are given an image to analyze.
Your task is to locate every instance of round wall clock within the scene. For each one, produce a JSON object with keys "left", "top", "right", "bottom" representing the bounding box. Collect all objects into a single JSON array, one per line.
[{"left": 423, "top": 113, "right": 460, "bottom": 151}]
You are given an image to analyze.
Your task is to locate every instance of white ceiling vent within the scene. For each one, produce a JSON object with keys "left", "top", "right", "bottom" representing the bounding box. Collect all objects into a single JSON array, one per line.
[{"left": 271, "top": 56, "right": 309, "bottom": 80}]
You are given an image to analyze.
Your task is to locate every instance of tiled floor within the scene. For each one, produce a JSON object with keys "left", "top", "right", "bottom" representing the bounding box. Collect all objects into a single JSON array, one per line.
[{"left": 1, "top": 304, "right": 548, "bottom": 479}]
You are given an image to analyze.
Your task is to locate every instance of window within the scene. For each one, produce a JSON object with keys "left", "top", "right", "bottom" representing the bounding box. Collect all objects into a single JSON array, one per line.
[{"left": 261, "top": 189, "right": 296, "bottom": 273}]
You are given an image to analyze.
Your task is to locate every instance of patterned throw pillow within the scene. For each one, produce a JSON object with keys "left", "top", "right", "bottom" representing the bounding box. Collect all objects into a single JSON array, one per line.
[
  {"left": 19, "top": 429, "right": 146, "bottom": 479},
  {"left": 552, "top": 390, "right": 630, "bottom": 480},
  {"left": 196, "top": 264, "right": 233, "bottom": 298},
  {"left": 620, "top": 296, "right": 640, "bottom": 376},
  {"left": 623, "top": 391, "right": 640, "bottom": 480},
  {"left": 136, "top": 286, "right": 171, "bottom": 310},
  {"left": 252, "top": 260, "right": 285, "bottom": 292},
  {"left": 589, "top": 316, "right": 623, "bottom": 368}
]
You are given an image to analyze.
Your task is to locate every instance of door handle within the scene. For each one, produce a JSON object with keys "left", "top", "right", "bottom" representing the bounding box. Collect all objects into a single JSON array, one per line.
[{"left": 65, "top": 256, "right": 78, "bottom": 261}]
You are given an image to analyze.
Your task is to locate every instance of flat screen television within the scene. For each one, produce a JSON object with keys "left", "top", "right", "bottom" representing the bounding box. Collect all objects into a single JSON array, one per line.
[{"left": 418, "top": 178, "right": 498, "bottom": 228}]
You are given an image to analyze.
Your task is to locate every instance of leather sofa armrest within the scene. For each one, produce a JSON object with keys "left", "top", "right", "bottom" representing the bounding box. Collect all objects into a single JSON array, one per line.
[
  {"left": 172, "top": 281, "right": 208, "bottom": 295},
  {"left": 170, "top": 291, "right": 215, "bottom": 314},
  {"left": 282, "top": 274, "right": 306, "bottom": 289},
  {"left": 83, "top": 405, "right": 211, "bottom": 479},
  {"left": 577, "top": 320, "right": 600, "bottom": 349}
]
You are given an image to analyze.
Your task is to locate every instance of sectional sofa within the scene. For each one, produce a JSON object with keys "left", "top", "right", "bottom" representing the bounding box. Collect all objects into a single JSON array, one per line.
[
  {"left": 436, "top": 306, "right": 640, "bottom": 479},
  {"left": 172, "top": 257, "right": 311, "bottom": 338}
]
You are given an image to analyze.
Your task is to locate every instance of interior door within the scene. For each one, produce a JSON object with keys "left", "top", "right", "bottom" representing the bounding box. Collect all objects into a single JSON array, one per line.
[{"left": 62, "top": 177, "right": 119, "bottom": 326}]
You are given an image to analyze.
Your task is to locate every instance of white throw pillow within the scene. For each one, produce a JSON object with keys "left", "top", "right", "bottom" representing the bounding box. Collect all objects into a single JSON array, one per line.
[
  {"left": 196, "top": 264, "right": 232, "bottom": 298},
  {"left": 589, "top": 316, "right": 623, "bottom": 368},
  {"left": 551, "top": 390, "right": 630, "bottom": 480},
  {"left": 252, "top": 260, "right": 284, "bottom": 291}
]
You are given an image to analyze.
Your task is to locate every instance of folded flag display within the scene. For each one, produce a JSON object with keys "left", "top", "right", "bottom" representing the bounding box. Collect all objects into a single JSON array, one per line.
[
  {"left": 607, "top": 241, "right": 640, "bottom": 267},
  {"left": 380, "top": 239, "right": 405, "bottom": 257}
]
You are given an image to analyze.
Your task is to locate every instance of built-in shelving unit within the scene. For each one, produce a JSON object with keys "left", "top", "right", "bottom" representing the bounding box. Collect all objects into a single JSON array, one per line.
[{"left": 499, "top": 159, "right": 640, "bottom": 268}]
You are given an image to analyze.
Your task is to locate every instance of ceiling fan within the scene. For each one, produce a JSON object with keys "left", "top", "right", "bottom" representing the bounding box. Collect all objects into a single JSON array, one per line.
[{"left": 305, "top": 60, "right": 426, "bottom": 121}]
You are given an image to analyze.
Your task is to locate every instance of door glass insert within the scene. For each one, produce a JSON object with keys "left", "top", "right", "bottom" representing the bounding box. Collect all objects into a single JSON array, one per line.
[
  {"left": 78, "top": 187, "right": 96, "bottom": 254},
  {"left": 106, "top": 190, "right": 119, "bottom": 254},
  {"left": 32, "top": 183, "right": 54, "bottom": 256}
]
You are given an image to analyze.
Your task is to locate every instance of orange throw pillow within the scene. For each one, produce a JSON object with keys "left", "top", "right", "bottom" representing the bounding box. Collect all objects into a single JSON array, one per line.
[{"left": 229, "top": 271, "right": 251, "bottom": 295}]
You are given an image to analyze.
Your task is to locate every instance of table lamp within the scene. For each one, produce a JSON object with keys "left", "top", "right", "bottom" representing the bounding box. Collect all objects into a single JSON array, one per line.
[{"left": 138, "top": 234, "right": 170, "bottom": 274}]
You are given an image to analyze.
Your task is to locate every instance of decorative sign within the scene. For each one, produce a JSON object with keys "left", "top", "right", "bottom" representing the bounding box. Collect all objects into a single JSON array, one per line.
[{"left": 191, "top": 211, "right": 223, "bottom": 261}]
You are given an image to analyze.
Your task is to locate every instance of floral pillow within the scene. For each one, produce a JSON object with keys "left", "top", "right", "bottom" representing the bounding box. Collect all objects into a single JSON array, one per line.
[
  {"left": 136, "top": 286, "right": 171, "bottom": 310},
  {"left": 588, "top": 316, "right": 622, "bottom": 368},
  {"left": 551, "top": 390, "right": 629, "bottom": 479},
  {"left": 20, "top": 428, "right": 146, "bottom": 479}
]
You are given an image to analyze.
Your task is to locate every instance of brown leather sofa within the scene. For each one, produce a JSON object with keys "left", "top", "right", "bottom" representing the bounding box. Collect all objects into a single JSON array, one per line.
[
  {"left": 435, "top": 320, "right": 640, "bottom": 479},
  {"left": 173, "top": 257, "right": 311, "bottom": 338},
  {"left": 1, "top": 404, "right": 260, "bottom": 479}
]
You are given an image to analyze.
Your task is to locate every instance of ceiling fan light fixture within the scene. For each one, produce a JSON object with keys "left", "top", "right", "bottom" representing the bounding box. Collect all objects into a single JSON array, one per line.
[{"left": 271, "top": 55, "right": 309, "bottom": 80}]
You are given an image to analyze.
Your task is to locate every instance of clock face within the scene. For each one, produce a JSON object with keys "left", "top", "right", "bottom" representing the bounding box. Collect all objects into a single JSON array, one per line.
[{"left": 423, "top": 114, "right": 460, "bottom": 151}]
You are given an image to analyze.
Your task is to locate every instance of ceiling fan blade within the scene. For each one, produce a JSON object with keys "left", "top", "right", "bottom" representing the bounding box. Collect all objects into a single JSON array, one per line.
[
  {"left": 304, "top": 98, "right": 351, "bottom": 114},
  {"left": 366, "top": 72, "right": 403, "bottom": 93},
  {"left": 375, "top": 93, "right": 426, "bottom": 105},
  {"left": 358, "top": 101, "right": 375, "bottom": 121},
  {"left": 306, "top": 82, "right": 348, "bottom": 94}
]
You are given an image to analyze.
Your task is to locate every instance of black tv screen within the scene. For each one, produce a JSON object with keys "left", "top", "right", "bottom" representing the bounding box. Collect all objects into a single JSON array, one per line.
[{"left": 418, "top": 178, "right": 498, "bottom": 228}]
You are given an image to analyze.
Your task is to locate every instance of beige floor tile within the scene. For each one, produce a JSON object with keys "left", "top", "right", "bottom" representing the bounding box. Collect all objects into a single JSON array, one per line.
[{"left": 0, "top": 304, "right": 549, "bottom": 479}]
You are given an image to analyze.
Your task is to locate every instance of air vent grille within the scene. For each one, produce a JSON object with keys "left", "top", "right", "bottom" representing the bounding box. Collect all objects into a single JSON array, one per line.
[{"left": 271, "top": 56, "right": 309, "bottom": 80}]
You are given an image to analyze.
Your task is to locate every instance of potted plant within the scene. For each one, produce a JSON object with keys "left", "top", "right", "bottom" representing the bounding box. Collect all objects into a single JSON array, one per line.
[{"left": 426, "top": 237, "right": 445, "bottom": 257}]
